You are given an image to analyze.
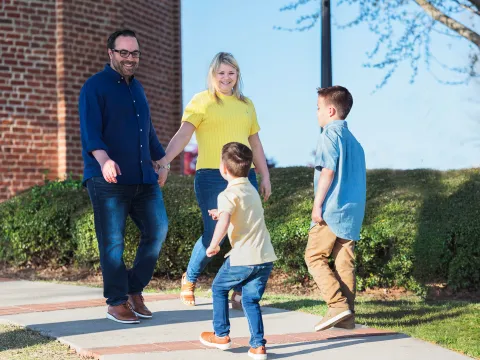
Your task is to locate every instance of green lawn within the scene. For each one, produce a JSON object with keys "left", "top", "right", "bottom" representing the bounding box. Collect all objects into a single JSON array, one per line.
[
  {"left": 261, "top": 293, "right": 480, "bottom": 359},
  {"left": 0, "top": 324, "right": 79, "bottom": 360}
]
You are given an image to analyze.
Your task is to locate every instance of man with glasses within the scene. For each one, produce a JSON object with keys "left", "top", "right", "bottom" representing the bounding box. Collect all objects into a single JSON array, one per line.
[{"left": 79, "top": 29, "right": 170, "bottom": 324}]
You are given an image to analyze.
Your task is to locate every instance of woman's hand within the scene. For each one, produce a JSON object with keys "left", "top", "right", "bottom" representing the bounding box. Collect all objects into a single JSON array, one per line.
[{"left": 259, "top": 176, "right": 271, "bottom": 201}]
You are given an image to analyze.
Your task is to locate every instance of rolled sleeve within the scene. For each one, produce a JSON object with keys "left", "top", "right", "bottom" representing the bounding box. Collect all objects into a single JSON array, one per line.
[
  {"left": 79, "top": 82, "right": 108, "bottom": 154},
  {"left": 217, "top": 191, "right": 236, "bottom": 216},
  {"left": 315, "top": 130, "right": 339, "bottom": 172},
  {"left": 149, "top": 119, "right": 166, "bottom": 161}
]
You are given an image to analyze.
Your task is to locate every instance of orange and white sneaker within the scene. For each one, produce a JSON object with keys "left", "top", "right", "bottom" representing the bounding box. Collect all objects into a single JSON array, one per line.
[
  {"left": 199, "top": 331, "right": 231, "bottom": 350},
  {"left": 248, "top": 345, "right": 267, "bottom": 360},
  {"left": 180, "top": 273, "right": 195, "bottom": 306}
]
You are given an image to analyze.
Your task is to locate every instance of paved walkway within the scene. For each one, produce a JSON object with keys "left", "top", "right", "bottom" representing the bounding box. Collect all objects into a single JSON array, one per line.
[{"left": 0, "top": 278, "right": 472, "bottom": 359}]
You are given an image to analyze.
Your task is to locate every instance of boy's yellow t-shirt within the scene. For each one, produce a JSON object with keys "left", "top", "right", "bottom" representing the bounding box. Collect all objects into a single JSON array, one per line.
[
  {"left": 181, "top": 90, "right": 260, "bottom": 170},
  {"left": 217, "top": 177, "right": 278, "bottom": 266}
]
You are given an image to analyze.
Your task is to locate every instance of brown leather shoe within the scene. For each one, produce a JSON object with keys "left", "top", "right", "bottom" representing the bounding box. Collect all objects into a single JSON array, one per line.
[
  {"left": 128, "top": 293, "right": 152, "bottom": 319},
  {"left": 106, "top": 303, "right": 139, "bottom": 324},
  {"left": 248, "top": 345, "right": 267, "bottom": 360},
  {"left": 199, "top": 331, "right": 231, "bottom": 350}
]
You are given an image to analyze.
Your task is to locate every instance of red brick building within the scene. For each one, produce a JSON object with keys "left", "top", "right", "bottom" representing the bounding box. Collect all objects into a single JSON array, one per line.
[{"left": 0, "top": 0, "right": 182, "bottom": 202}]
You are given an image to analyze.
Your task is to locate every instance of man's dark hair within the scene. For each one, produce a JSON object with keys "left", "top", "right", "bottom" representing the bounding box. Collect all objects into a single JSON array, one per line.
[
  {"left": 107, "top": 29, "right": 138, "bottom": 49},
  {"left": 222, "top": 142, "right": 253, "bottom": 178},
  {"left": 317, "top": 86, "right": 353, "bottom": 119}
]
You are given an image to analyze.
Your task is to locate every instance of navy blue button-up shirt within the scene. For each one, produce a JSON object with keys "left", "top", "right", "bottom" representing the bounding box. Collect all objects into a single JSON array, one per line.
[{"left": 79, "top": 64, "right": 165, "bottom": 185}]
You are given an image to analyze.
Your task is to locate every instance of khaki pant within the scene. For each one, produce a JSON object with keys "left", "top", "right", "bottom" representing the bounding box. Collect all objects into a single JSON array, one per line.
[{"left": 304, "top": 222, "right": 356, "bottom": 310}]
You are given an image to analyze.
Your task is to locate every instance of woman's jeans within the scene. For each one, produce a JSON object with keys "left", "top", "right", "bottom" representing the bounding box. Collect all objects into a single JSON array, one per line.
[
  {"left": 186, "top": 169, "right": 258, "bottom": 286},
  {"left": 86, "top": 177, "right": 168, "bottom": 305}
]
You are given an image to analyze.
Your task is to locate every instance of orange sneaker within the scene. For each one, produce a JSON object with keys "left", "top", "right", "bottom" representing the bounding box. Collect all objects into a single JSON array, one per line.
[
  {"left": 248, "top": 345, "right": 267, "bottom": 360},
  {"left": 199, "top": 331, "right": 231, "bottom": 350}
]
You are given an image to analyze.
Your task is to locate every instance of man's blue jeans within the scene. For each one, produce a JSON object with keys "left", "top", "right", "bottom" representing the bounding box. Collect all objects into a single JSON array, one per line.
[
  {"left": 186, "top": 169, "right": 258, "bottom": 284},
  {"left": 212, "top": 257, "right": 273, "bottom": 348},
  {"left": 86, "top": 177, "right": 168, "bottom": 305}
]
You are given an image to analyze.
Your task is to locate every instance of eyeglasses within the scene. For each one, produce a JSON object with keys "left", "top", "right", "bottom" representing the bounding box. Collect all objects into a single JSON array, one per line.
[{"left": 111, "top": 49, "right": 141, "bottom": 58}]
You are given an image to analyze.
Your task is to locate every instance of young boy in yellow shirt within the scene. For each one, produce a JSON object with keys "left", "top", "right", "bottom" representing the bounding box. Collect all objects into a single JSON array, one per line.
[{"left": 199, "top": 142, "right": 277, "bottom": 360}]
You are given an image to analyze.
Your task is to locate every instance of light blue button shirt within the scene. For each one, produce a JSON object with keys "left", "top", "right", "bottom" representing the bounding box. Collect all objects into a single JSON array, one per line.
[{"left": 311, "top": 120, "right": 366, "bottom": 241}]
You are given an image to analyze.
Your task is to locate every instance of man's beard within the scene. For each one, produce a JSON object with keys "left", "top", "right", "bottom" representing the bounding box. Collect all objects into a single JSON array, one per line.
[{"left": 112, "top": 58, "right": 138, "bottom": 77}]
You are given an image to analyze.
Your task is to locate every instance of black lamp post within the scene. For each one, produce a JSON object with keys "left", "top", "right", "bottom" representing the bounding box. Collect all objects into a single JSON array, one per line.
[{"left": 321, "top": 0, "right": 332, "bottom": 88}]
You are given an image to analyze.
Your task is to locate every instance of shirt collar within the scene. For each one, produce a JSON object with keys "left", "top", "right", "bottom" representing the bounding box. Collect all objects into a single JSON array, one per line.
[
  {"left": 324, "top": 120, "right": 347, "bottom": 130},
  {"left": 227, "top": 177, "right": 250, "bottom": 188},
  {"left": 103, "top": 64, "right": 135, "bottom": 83}
]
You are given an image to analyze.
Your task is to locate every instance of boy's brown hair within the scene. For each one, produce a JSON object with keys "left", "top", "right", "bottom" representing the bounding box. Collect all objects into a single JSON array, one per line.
[
  {"left": 222, "top": 142, "right": 253, "bottom": 178},
  {"left": 317, "top": 85, "right": 353, "bottom": 119}
]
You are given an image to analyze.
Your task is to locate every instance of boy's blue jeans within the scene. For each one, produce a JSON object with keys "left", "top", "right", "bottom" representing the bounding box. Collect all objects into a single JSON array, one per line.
[
  {"left": 186, "top": 169, "right": 258, "bottom": 286},
  {"left": 86, "top": 177, "right": 168, "bottom": 305},
  {"left": 212, "top": 257, "right": 273, "bottom": 348}
]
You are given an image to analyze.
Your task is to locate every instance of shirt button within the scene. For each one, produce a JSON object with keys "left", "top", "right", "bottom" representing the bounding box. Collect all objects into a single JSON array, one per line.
[
  {"left": 140, "top": 160, "right": 143, "bottom": 163},
  {"left": 140, "top": 145, "right": 143, "bottom": 147},
  {"left": 137, "top": 114, "right": 140, "bottom": 117},
  {"left": 140, "top": 129, "right": 143, "bottom": 131},
  {"left": 133, "top": 100, "right": 136, "bottom": 103},
  {"left": 117, "top": 81, "right": 120, "bottom": 83}
]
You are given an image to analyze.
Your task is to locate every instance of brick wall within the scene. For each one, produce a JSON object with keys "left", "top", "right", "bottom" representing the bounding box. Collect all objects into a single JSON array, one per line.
[
  {"left": 0, "top": 0, "right": 182, "bottom": 202},
  {"left": 0, "top": 0, "right": 59, "bottom": 200}
]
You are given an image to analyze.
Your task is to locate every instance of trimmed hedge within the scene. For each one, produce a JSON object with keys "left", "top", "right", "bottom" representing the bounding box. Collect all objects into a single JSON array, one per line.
[{"left": 0, "top": 167, "right": 479, "bottom": 292}]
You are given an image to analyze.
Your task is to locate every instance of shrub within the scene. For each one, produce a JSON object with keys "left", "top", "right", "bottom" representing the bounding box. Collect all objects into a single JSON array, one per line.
[
  {"left": 0, "top": 178, "right": 89, "bottom": 266},
  {"left": 1, "top": 167, "right": 479, "bottom": 292}
]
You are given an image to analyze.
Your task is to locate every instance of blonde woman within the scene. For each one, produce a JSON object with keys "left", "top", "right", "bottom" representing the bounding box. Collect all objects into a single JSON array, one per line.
[{"left": 163, "top": 52, "right": 271, "bottom": 307}]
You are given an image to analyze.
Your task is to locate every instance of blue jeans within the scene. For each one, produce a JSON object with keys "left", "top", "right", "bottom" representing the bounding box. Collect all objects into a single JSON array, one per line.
[
  {"left": 186, "top": 169, "right": 258, "bottom": 284},
  {"left": 212, "top": 257, "right": 273, "bottom": 348},
  {"left": 86, "top": 177, "right": 168, "bottom": 305}
]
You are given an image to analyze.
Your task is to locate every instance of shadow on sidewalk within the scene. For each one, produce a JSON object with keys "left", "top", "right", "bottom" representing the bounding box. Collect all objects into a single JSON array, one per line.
[
  {"left": 26, "top": 306, "right": 288, "bottom": 337},
  {"left": 229, "top": 334, "right": 409, "bottom": 358}
]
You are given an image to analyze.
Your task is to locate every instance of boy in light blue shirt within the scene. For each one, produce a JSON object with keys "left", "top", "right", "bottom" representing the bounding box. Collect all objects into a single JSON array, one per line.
[{"left": 305, "top": 86, "right": 366, "bottom": 332}]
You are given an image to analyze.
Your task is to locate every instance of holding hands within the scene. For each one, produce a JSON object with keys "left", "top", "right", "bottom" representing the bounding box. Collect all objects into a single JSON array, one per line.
[{"left": 208, "top": 209, "right": 219, "bottom": 220}]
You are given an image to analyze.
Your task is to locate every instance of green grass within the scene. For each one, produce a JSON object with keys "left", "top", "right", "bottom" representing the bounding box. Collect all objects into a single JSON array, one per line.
[
  {"left": 0, "top": 324, "right": 79, "bottom": 360},
  {"left": 261, "top": 293, "right": 480, "bottom": 359}
]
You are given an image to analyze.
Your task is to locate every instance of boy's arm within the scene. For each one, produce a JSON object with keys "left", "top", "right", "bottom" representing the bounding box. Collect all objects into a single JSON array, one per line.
[
  {"left": 206, "top": 212, "right": 231, "bottom": 257},
  {"left": 312, "top": 167, "right": 335, "bottom": 223}
]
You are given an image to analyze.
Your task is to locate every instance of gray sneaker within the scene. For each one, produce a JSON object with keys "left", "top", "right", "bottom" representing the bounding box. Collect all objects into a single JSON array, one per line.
[{"left": 314, "top": 307, "right": 352, "bottom": 331}]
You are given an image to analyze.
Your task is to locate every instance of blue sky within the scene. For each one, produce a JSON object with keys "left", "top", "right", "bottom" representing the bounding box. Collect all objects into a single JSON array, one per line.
[{"left": 181, "top": 0, "right": 480, "bottom": 170}]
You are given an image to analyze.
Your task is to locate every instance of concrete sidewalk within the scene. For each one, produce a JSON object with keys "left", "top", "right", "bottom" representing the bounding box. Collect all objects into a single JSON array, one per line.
[{"left": 0, "top": 279, "right": 472, "bottom": 359}]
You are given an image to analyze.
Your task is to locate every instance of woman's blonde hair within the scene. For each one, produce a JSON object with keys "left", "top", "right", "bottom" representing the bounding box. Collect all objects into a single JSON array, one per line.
[{"left": 207, "top": 52, "right": 247, "bottom": 103}]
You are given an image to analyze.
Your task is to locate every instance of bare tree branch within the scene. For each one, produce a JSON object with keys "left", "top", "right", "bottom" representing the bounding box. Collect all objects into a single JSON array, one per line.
[
  {"left": 413, "top": 0, "right": 480, "bottom": 47},
  {"left": 452, "top": 0, "right": 480, "bottom": 15},
  {"left": 467, "top": 0, "right": 480, "bottom": 10},
  {"left": 276, "top": 0, "right": 480, "bottom": 89}
]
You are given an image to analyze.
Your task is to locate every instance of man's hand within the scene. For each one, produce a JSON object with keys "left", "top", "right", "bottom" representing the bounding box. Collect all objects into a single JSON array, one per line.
[
  {"left": 208, "top": 209, "right": 219, "bottom": 220},
  {"left": 157, "top": 168, "right": 168, "bottom": 187},
  {"left": 259, "top": 177, "right": 271, "bottom": 201},
  {"left": 311, "top": 202, "right": 323, "bottom": 224},
  {"left": 206, "top": 245, "right": 220, "bottom": 257},
  {"left": 101, "top": 159, "right": 121, "bottom": 183}
]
